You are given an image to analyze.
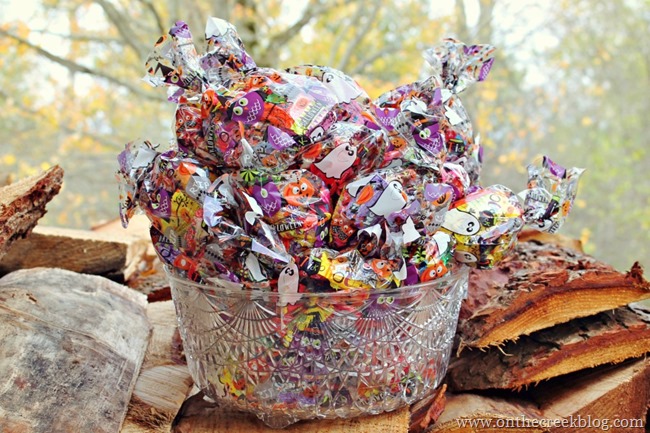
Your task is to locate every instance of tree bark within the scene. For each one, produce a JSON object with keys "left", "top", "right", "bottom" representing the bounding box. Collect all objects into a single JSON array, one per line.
[
  {"left": 0, "top": 165, "right": 63, "bottom": 260},
  {"left": 448, "top": 305, "right": 650, "bottom": 391},
  {"left": 457, "top": 235, "right": 650, "bottom": 351}
]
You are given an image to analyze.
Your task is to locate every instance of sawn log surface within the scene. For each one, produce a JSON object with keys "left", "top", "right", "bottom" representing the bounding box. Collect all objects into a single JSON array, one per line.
[{"left": 0, "top": 268, "right": 150, "bottom": 433}]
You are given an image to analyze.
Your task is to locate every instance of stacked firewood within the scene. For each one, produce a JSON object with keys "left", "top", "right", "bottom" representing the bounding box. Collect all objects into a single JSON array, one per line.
[
  {"left": 1, "top": 168, "right": 648, "bottom": 433},
  {"left": 424, "top": 231, "right": 650, "bottom": 433}
]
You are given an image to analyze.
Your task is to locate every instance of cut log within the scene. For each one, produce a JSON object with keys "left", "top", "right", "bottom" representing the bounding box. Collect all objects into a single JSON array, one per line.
[
  {"left": 0, "top": 165, "right": 63, "bottom": 260},
  {"left": 93, "top": 214, "right": 156, "bottom": 257},
  {"left": 0, "top": 267, "right": 150, "bottom": 433},
  {"left": 171, "top": 389, "right": 411, "bottom": 433},
  {"left": 517, "top": 229, "right": 584, "bottom": 253},
  {"left": 0, "top": 225, "right": 149, "bottom": 282},
  {"left": 447, "top": 305, "right": 650, "bottom": 391},
  {"left": 429, "top": 393, "right": 544, "bottom": 433},
  {"left": 431, "top": 358, "right": 650, "bottom": 432},
  {"left": 532, "top": 359, "right": 650, "bottom": 433},
  {"left": 458, "top": 238, "right": 650, "bottom": 351},
  {"left": 409, "top": 384, "right": 447, "bottom": 433},
  {"left": 93, "top": 215, "right": 172, "bottom": 301},
  {"left": 121, "top": 301, "right": 193, "bottom": 433}
]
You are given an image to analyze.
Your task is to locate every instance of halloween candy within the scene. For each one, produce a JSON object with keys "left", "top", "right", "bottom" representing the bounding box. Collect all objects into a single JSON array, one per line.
[
  {"left": 522, "top": 156, "right": 585, "bottom": 233},
  {"left": 117, "top": 17, "right": 585, "bottom": 427}
]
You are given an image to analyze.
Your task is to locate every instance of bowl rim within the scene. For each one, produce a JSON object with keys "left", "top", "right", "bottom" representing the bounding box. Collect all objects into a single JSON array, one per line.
[{"left": 164, "top": 263, "right": 469, "bottom": 299}]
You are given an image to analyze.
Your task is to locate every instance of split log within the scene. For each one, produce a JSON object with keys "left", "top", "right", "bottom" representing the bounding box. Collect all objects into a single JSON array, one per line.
[
  {"left": 431, "top": 358, "right": 650, "bottom": 432},
  {"left": 0, "top": 267, "right": 150, "bottom": 433},
  {"left": 447, "top": 305, "right": 650, "bottom": 391},
  {"left": 93, "top": 214, "right": 156, "bottom": 256},
  {"left": 94, "top": 215, "right": 171, "bottom": 301},
  {"left": 409, "top": 385, "right": 447, "bottom": 433},
  {"left": 0, "top": 165, "right": 63, "bottom": 260},
  {"left": 0, "top": 226, "right": 149, "bottom": 282},
  {"left": 121, "top": 301, "right": 193, "bottom": 433},
  {"left": 458, "top": 238, "right": 650, "bottom": 351},
  {"left": 531, "top": 359, "right": 650, "bottom": 433}
]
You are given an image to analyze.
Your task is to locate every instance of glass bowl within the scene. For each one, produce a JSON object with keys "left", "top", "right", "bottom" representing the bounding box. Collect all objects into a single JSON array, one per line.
[{"left": 167, "top": 266, "right": 469, "bottom": 428}]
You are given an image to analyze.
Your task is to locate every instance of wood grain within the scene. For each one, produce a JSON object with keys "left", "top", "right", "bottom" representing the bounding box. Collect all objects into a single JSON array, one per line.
[
  {"left": 431, "top": 358, "right": 650, "bottom": 432},
  {"left": 448, "top": 305, "right": 650, "bottom": 391},
  {"left": 459, "top": 239, "right": 650, "bottom": 351},
  {"left": 0, "top": 226, "right": 149, "bottom": 282},
  {"left": 172, "top": 390, "right": 411, "bottom": 433},
  {"left": 120, "top": 301, "right": 193, "bottom": 433},
  {"left": 0, "top": 267, "right": 150, "bottom": 433},
  {"left": 0, "top": 165, "right": 63, "bottom": 260}
]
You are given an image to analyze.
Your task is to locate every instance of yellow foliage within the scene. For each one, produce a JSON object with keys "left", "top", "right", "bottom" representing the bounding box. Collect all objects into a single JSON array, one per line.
[
  {"left": 580, "top": 227, "right": 591, "bottom": 245},
  {"left": 507, "top": 112, "right": 521, "bottom": 126},
  {"left": 588, "top": 85, "right": 605, "bottom": 97},
  {"left": 599, "top": 49, "right": 611, "bottom": 62},
  {"left": 479, "top": 83, "right": 498, "bottom": 102},
  {"left": 581, "top": 116, "right": 593, "bottom": 127},
  {"left": 2, "top": 154, "right": 17, "bottom": 166},
  {"left": 482, "top": 136, "right": 496, "bottom": 149}
]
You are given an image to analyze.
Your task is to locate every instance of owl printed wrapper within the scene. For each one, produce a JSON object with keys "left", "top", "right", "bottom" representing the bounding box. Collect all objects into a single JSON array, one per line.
[
  {"left": 230, "top": 169, "right": 333, "bottom": 254},
  {"left": 373, "top": 39, "right": 494, "bottom": 183}
]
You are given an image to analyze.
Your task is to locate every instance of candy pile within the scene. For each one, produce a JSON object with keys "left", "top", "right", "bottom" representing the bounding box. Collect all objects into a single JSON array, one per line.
[
  {"left": 117, "top": 18, "right": 584, "bottom": 423},
  {"left": 117, "top": 17, "right": 583, "bottom": 294}
]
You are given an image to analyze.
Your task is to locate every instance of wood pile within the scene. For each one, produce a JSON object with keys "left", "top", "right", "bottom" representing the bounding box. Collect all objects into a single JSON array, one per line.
[{"left": 1, "top": 168, "right": 649, "bottom": 432}]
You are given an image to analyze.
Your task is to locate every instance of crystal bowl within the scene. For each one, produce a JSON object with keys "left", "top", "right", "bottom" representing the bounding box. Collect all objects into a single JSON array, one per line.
[{"left": 168, "top": 266, "right": 468, "bottom": 428}]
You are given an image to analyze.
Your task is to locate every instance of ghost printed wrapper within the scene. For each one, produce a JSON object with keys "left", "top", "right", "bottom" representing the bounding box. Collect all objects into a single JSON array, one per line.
[
  {"left": 521, "top": 156, "right": 584, "bottom": 233},
  {"left": 299, "top": 121, "right": 387, "bottom": 195},
  {"left": 330, "top": 167, "right": 453, "bottom": 251},
  {"left": 440, "top": 185, "right": 524, "bottom": 269},
  {"left": 440, "top": 159, "right": 582, "bottom": 270}
]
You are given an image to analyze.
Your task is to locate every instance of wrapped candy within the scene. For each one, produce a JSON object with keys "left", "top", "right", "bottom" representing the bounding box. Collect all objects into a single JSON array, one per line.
[
  {"left": 374, "top": 39, "right": 495, "bottom": 184},
  {"left": 120, "top": 17, "right": 583, "bottom": 287},
  {"left": 521, "top": 156, "right": 584, "bottom": 233},
  {"left": 231, "top": 169, "right": 332, "bottom": 254},
  {"left": 329, "top": 166, "right": 453, "bottom": 251},
  {"left": 440, "top": 185, "right": 524, "bottom": 269},
  {"left": 440, "top": 157, "right": 583, "bottom": 269}
]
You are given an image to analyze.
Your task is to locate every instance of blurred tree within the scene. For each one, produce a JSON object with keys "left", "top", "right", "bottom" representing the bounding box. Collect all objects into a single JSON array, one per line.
[{"left": 537, "top": 0, "right": 650, "bottom": 271}]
